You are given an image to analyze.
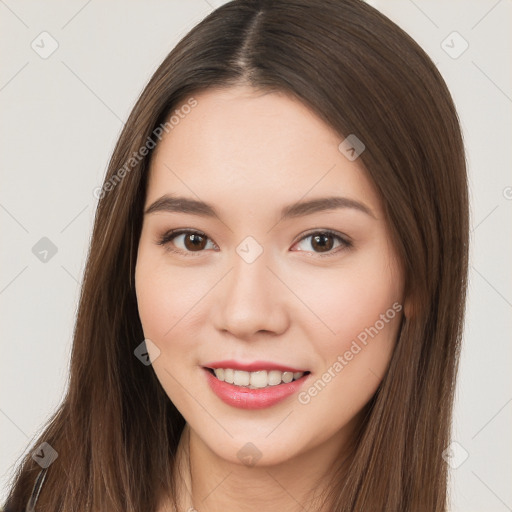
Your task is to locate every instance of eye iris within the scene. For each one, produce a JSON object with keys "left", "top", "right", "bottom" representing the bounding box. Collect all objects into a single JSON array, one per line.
[
  {"left": 184, "top": 233, "right": 207, "bottom": 251},
  {"left": 311, "top": 233, "right": 334, "bottom": 252}
]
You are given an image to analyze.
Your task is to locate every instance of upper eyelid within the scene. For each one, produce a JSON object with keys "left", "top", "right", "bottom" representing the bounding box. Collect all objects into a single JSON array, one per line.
[{"left": 160, "top": 228, "right": 218, "bottom": 247}]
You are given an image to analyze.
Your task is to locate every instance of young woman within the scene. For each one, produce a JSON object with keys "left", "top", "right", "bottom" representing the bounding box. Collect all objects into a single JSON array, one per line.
[{"left": 3, "top": 0, "right": 469, "bottom": 510}]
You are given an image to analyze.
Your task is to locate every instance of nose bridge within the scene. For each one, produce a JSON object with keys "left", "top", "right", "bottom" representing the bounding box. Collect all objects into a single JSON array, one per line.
[
  {"left": 231, "top": 243, "right": 271, "bottom": 300},
  {"left": 214, "top": 237, "right": 288, "bottom": 337}
]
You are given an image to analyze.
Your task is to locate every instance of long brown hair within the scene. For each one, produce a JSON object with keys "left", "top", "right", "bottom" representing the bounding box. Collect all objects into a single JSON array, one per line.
[{"left": 4, "top": 0, "right": 469, "bottom": 510}]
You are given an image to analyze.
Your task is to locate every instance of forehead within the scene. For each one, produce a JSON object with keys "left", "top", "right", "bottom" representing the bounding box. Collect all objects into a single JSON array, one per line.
[{"left": 146, "top": 85, "right": 382, "bottom": 215}]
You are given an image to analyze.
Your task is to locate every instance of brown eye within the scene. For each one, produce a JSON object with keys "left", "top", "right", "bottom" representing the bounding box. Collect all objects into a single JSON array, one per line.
[
  {"left": 292, "top": 230, "right": 352, "bottom": 256},
  {"left": 183, "top": 232, "right": 207, "bottom": 251},
  {"left": 157, "top": 229, "right": 217, "bottom": 256},
  {"left": 310, "top": 233, "right": 334, "bottom": 252}
]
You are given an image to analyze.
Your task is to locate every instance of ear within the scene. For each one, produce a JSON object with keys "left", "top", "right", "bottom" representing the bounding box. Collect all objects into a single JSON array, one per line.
[{"left": 401, "top": 289, "right": 420, "bottom": 320}]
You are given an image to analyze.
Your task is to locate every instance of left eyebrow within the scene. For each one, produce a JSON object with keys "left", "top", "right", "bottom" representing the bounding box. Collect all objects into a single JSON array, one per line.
[
  {"left": 280, "top": 196, "right": 376, "bottom": 220},
  {"left": 144, "top": 194, "right": 376, "bottom": 220}
]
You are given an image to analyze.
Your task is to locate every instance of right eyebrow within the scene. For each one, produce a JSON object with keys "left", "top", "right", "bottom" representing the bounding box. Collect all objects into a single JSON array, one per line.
[{"left": 144, "top": 195, "right": 218, "bottom": 217}]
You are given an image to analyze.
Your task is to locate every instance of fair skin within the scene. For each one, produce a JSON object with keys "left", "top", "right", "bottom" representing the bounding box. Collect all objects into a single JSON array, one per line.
[{"left": 135, "top": 85, "right": 405, "bottom": 512}]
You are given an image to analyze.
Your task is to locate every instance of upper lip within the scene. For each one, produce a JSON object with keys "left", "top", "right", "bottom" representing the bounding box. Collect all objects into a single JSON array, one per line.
[{"left": 203, "top": 360, "right": 309, "bottom": 373}]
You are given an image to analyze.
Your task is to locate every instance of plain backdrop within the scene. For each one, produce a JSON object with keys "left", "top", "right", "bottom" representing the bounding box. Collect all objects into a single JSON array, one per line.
[{"left": 1, "top": 1, "right": 511, "bottom": 510}]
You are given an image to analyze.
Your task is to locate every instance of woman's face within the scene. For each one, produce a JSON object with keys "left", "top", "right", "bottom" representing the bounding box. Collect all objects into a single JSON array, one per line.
[{"left": 135, "top": 85, "right": 405, "bottom": 466}]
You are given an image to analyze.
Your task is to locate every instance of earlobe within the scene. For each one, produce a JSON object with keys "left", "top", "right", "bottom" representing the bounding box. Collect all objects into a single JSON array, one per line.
[{"left": 403, "top": 295, "right": 414, "bottom": 319}]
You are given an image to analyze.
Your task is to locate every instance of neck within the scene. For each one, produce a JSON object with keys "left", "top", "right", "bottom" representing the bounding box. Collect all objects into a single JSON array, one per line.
[{"left": 170, "top": 420, "right": 359, "bottom": 512}]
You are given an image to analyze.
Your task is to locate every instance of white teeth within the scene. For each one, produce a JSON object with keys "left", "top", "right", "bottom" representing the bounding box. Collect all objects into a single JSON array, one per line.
[
  {"left": 267, "top": 370, "right": 282, "bottom": 386},
  {"left": 234, "top": 370, "right": 250, "bottom": 386},
  {"left": 212, "top": 368, "right": 306, "bottom": 388},
  {"left": 282, "top": 371, "right": 293, "bottom": 383},
  {"left": 249, "top": 370, "right": 268, "bottom": 388},
  {"left": 224, "top": 368, "right": 234, "bottom": 384}
]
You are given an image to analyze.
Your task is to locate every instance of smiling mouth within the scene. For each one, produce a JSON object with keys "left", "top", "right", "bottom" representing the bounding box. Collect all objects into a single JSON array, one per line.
[{"left": 204, "top": 367, "right": 311, "bottom": 389}]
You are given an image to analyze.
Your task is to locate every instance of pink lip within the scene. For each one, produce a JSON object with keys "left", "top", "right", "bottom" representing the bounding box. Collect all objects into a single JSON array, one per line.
[
  {"left": 203, "top": 368, "right": 310, "bottom": 410},
  {"left": 203, "top": 359, "right": 307, "bottom": 373}
]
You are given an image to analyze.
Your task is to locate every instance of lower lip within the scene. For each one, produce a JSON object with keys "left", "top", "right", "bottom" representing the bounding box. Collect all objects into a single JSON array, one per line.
[{"left": 203, "top": 368, "right": 310, "bottom": 410}]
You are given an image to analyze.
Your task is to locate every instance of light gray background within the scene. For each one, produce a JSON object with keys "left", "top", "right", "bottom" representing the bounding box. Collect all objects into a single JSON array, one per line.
[{"left": 1, "top": 1, "right": 511, "bottom": 510}]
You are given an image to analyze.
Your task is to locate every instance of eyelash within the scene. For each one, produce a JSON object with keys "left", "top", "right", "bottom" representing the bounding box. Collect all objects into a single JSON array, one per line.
[{"left": 156, "top": 228, "right": 353, "bottom": 258}]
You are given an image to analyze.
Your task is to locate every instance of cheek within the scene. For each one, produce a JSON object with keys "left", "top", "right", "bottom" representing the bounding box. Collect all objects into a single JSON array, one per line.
[
  {"left": 135, "top": 246, "right": 195, "bottom": 340},
  {"left": 293, "top": 256, "right": 403, "bottom": 430},
  {"left": 135, "top": 265, "right": 178, "bottom": 339},
  {"left": 293, "top": 246, "right": 403, "bottom": 368},
  {"left": 134, "top": 249, "right": 208, "bottom": 409},
  {"left": 134, "top": 248, "right": 218, "bottom": 366}
]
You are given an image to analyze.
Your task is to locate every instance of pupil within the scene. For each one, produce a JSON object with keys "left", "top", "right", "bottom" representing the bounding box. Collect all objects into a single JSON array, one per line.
[
  {"left": 185, "top": 234, "right": 206, "bottom": 251},
  {"left": 312, "top": 233, "right": 333, "bottom": 252}
]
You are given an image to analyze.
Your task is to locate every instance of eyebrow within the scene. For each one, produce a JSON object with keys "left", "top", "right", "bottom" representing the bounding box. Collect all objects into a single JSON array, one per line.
[{"left": 144, "top": 194, "right": 376, "bottom": 220}]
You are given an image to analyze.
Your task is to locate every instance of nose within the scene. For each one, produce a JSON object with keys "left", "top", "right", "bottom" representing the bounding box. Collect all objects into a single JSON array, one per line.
[{"left": 212, "top": 247, "right": 290, "bottom": 340}]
